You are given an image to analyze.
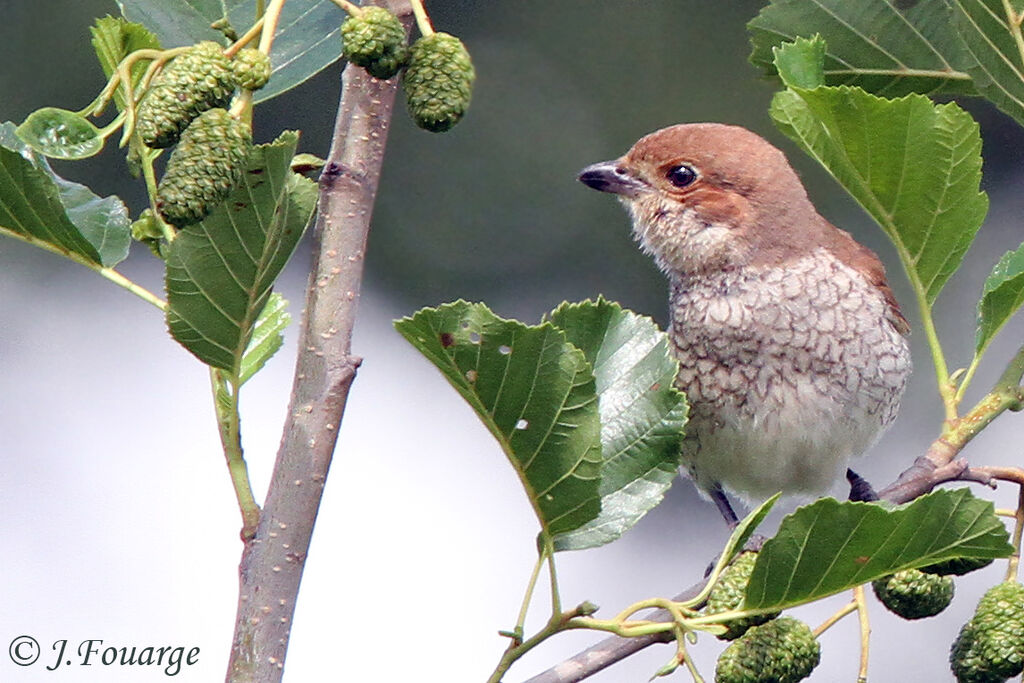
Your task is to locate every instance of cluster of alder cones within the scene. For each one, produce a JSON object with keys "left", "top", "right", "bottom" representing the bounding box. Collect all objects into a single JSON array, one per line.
[
  {"left": 140, "top": 7, "right": 474, "bottom": 231},
  {"left": 703, "top": 551, "right": 1024, "bottom": 683}
]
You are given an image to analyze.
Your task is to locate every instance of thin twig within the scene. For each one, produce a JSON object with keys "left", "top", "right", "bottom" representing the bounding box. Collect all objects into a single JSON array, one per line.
[
  {"left": 812, "top": 600, "right": 858, "bottom": 638},
  {"left": 224, "top": 2, "right": 412, "bottom": 681},
  {"left": 521, "top": 583, "right": 702, "bottom": 683},
  {"left": 853, "top": 585, "right": 871, "bottom": 682},
  {"left": 1006, "top": 485, "right": 1024, "bottom": 582}
]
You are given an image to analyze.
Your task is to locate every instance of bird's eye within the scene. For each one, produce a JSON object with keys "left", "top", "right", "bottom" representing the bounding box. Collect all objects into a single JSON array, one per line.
[{"left": 666, "top": 164, "right": 698, "bottom": 188}]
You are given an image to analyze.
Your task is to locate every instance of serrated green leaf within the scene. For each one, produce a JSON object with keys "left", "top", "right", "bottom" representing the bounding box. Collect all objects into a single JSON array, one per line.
[
  {"left": 770, "top": 45, "right": 988, "bottom": 305},
  {"left": 771, "top": 35, "right": 825, "bottom": 89},
  {"left": 952, "top": 0, "right": 1024, "bottom": 127},
  {"left": 744, "top": 489, "right": 1013, "bottom": 611},
  {"left": 546, "top": 297, "right": 688, "bottom": 552},
  {"left": 976, "top": 241, "right": 1024, "bottom": 355},
  {"left": 165, "top": 130, "right": 316, "bottom": 372},
  {"left": 0, "top": 123, "right": 129, "bottom": 267},
  {"left": 748, "top": 0, "right": 976, "bottom": 97},
  {"left": 16, "top": 108, "right": 105, "bottom": 160},
  {"left": 90, "top": 16, "right": 162, "bottom": 113},
  {"left": 117, "top": 0, "right": 342, "bottom": 104},
  {"left": 395, "top": 301, "right": 603, "bottom": 538},
  {"left": 239, "top": 292, "right": 290, "bottom": 385}
]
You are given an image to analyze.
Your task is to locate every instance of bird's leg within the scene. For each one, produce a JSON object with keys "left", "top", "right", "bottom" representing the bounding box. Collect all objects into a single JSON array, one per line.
[
  {"left": 710, "top": 484, "right": 740, "bottom": 528},
  {"left": 846, "top": 468, "right": 879, "bottom": 502}
]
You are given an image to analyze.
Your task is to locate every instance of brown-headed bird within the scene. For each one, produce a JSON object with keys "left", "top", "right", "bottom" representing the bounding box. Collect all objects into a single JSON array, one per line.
[{"left": 579, "top": 123, "right": 911, "bottom": 524}]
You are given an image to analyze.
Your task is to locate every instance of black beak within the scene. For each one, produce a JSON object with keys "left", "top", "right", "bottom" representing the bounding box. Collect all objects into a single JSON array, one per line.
[{"left": 577, "top": 161, "right": 648, "bottom": 197}]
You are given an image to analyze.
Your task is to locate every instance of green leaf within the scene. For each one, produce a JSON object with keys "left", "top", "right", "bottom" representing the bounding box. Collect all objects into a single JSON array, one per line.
[
  {"left": 239, "top": 292, "right": 290, "bottom": 385},
  {"left": 771, "top": 34, "right": 825, "bottom": 89},
  {"left": 976, "top": 241, "right": 1024, "bottom": 356},
  {"left": 90, "top": 16, "right": 162, "bottom": 113},
  {"left": 51, "top": 174, "right": 132, "bottom": 267},
  {"left": 744, "top": 489, "right": 1013, "bottom": 611},
  {"left": 165, "top": 131, "right": 316, "bottom": 372},
  {"left": 952, "top": 0, "right": 1024, "bottom": 127},
  {"left": 16, "top": 108, "right": 104, "bottom": 160},
  {"left": 395, "top": 301, "right": 603, "bottom": 538},
  {"left": 722, "top": 494, "right": 780, "bottom": 566},
  {"left": 748, "top": 0, "right": 976, "bottom": 97},
  {"left": 546, "top": 298, "right": 688, "bottom": 552},
  {"left": 117, "top": 0, "right": 342, "bottom": 104},
  {"left": 0, "top": 123, "right": 130, "bottom": 267},
  {"left": 770, "top": 44, "right": 988, "bottom": 305}
]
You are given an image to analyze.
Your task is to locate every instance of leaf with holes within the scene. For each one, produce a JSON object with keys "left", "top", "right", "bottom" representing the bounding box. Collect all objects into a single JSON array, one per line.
[
  {"left": 395, "top": 301, "right": 603, "bottom": 538},
  {"left": 17, "top": 108, "right": 105, "bottom": 160},
  {"left": 0, "top": 122, "right": 129, "bottom": 267},
  {"left": 117, "top": 0, "right": 342, "bottom": 104},
  {"left": 744, "top": 489, "right": 1013, "bottom": 611},
  {"left": 770, "top": 37, "right": 988, "bottom": 305},
  {"left": 165, "top": 130, "right": 316, "bottom": 373},
  {"left": 976, "top": 241, "right": 1024, "bottom": 357},
  {"left": 546, "top": 297, "right": 688, "bottom": 552},
  {"left": 748, "top": 0, "right": 976, "bottom": 97}
]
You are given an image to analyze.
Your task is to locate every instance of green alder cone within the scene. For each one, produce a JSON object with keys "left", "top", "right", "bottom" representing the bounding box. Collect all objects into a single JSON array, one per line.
[
  {"left": 872, "top": 568, "right": 954, "bottom": 620},
  {"left": 704, "top": 552, "right": 780, "bottom": 640},
  {"left": 951, "top": 582, "right": 1024, "bottom": 683},
  {"left": 232, "top": 48, "right": 272, "bottom": 90},
  {"left": 921, "top": 557, "right": 995, "bottom": 576},
  {"left": 155, "top": 108, "right": 252, "bottom": 227},
  {"left": 136, "top": 42, "right": 237, "bottom": 149},
  {"left": 715, "top": 617, "right": 820, "bottom": 683},
  {"left": 340, "top": 6, "right": 408, "bottom": 80},
  {"left": 403, "top": 32, "right": 475, "bottom": 132}
]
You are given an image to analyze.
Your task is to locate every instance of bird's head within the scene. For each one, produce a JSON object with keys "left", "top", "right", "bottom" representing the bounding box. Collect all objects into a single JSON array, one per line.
[{"left": 578, "top": 123, "right": 825, "bottom": 277}]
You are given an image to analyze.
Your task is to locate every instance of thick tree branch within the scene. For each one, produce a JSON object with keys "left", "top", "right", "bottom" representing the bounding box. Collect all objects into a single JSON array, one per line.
[{"left": 225, "top": 2, "right": 411, "bottom": 680}]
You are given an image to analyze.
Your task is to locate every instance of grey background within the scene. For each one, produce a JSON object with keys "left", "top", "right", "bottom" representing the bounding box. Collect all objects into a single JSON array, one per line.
[{"left": 1, "top": 1, "right": 1023, "bottom": 681}]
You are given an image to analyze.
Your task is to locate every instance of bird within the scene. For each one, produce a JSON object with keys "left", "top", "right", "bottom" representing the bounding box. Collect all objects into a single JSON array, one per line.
[{"left": 578, "top": 123, "right": 912, "bottom": 525}]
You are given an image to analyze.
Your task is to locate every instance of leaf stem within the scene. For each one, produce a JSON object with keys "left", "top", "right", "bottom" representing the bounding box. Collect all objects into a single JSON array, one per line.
[
  {"left": 813, "top": 599, "right": 858, "bottom": 637},
  {"left": 90, "top": 48, "right": 171, "bottom": 118},
  {"left": 225, "top": 16, "right": 266, "bottom": 58},
  {"left": 96, "top": 266, "right": 167, "bottom": 310},
  {"left": 510, "top": 548, "right": 549, "bottom": 644},
  {"left": 210, "top": 369, "right": 261, "bottom": 540},
  {"left": 1002, "top": 0, "right": 1024, "bottom": 67},
  {"left": 0, "top": 226, "right": 167, "bottom": 309},
  {"left": 486, "top": 603, "right": 599, "bottom": 683},
  {"left": 905, "top": 256, "right": 957, "bottom": 421},
  {"left": 409, "top": 0, "right": 434, "bottom": 36},
  {"left": 257, "top": 0, "right": 287, "bottom": 55},
  {"left": 853, "top": 585, "right": 871, "bottom": 682},
  {"left": 138, "top": 149, "right": 175, "bottom": 243},
  {"left": 678, "top": 637, "right": 705, "bottom": 683},
  {"left": 328, "top": 0, "right": 363, "bottom": 17},
  {"left": 1006, "top": 485, "right": 1024, "bottom": 582},
  {"left": 96, "top": 111, "right": 127, "bottom": 140},
  {"left": 956, "top": 358, "right": 980, "bottom": 404},
  {"left": 545, "top": 536, "right": 562, "bottom": 615}
]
